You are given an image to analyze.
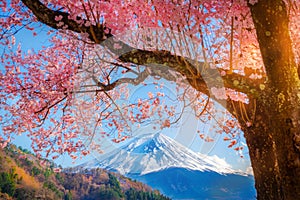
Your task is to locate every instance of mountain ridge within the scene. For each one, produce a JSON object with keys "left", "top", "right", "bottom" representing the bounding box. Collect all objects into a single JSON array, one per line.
[
  {"left": 129, "top": 167, "right": 256, "bottom": 200},
  {"left": 0, "top": 143, "right": 170, "bottom": 200},
  {"left": 81, "top": 132, "right": 246, "bottom": 175},
  {"left": 80, "top": 132, "right": 256, "bottom": 199}
]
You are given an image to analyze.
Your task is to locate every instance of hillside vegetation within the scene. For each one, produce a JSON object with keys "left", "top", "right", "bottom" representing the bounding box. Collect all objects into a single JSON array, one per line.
[{"left": 0, "top": 144, "right": 170, "bottom": 200}]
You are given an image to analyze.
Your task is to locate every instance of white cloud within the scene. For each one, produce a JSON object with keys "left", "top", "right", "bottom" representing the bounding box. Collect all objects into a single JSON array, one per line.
[
  {"left": 246, "top": 166, "right": 254, "bottom": 175},
  {"left": 209, "top": 155, "right": 233, "bottom": 169}
]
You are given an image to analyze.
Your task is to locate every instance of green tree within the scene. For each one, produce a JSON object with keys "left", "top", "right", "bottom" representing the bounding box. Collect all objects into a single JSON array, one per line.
[
  {"left": 14, "top": 188, "right": 36, "bottom": 200},
  {"left": 43, "top": 168, "right": 52, "bottom": 179},
  {"left": 64, "top": 191, "right": 73, "bottom": 200},
  {"left": 31, "top": 166, "right": 41, "bottom": 176},
  {"left": 0, "top": 171, "right": 17, "bottom": 197},
  {"left": 125, "top": 188, "right": 171, "bottom": 200},
  {"left": 97, "top": 188, "right": 123, "bottom": 200},
  {"left": 107, "top": 174, "right": 124, "bottom": 199}
]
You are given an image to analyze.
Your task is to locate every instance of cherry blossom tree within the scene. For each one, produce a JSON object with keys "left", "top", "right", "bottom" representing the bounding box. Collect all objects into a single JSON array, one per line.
[{"left": 1, "top": 0, "right": 300, "bottom": 199}]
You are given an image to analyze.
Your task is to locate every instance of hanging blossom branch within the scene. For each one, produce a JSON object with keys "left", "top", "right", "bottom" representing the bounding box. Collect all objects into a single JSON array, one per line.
[
  {"left": 21, "top": 0, "right": 266, "bottom": 96},
  {"left": 20, "top": 0, "right": 267, "bottom": 122}
]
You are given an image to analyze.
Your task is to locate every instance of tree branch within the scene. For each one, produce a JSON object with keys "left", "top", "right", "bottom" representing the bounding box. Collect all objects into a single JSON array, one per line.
[
  {"left": 21, "top": 0, "right": 109, "bottom": 43},
  {"left": 118, "top": 49, "right": 266, "bottom": 97},
  {"left": 91, "top": 69, "right": 151, "bottom": 92},
  {"left": 21, "top": 0, "right": 266, "bottom": 113}
]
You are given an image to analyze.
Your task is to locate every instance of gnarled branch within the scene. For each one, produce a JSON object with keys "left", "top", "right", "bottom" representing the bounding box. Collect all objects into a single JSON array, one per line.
[{"left": 21, "top": 0, "right": 266, "bottom": 116}]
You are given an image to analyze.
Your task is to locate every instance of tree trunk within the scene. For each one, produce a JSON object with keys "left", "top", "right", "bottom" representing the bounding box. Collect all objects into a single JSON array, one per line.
[
  {"left": 241, "top": 105, "right": 281, "bottom": 199},
  {"left": 245, "top": 1, "right": 300, "bottom": 199},
  {"left": 242, "top": 96, "right": 300, "bottom": 199},
  {"left": 273, "top": 109, "right": 300, "bottom": 200},
  {"left": 266, "top": 90, "right": 300, "bottom": 200}
]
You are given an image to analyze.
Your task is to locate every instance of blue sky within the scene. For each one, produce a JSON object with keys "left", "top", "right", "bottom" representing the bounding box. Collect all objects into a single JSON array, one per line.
[{"left": 0, "top": 22, "right": 252, "bottom": 172}]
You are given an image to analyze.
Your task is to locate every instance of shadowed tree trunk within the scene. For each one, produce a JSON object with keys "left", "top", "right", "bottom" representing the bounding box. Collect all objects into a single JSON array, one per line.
[{"left": 240, "top": 1, "right": 300, "bottom": 199}]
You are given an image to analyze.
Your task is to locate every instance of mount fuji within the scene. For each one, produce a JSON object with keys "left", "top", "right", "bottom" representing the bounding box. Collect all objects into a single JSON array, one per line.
[
  {"left": 79, "top": 133, "right": 256, "bottom": 199},
  {"left": 81, "top": 133, "right": 239, "bottom": 175}
]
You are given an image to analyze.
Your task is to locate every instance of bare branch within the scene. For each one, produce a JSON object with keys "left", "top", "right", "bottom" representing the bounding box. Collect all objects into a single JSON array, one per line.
[{"left": 88, "top": 69, "right": 150, "bottom": 92}]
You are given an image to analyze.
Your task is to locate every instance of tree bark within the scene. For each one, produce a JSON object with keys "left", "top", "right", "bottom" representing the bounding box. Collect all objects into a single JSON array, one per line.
[
  {"left": 245, "top": 1, "right": 300, "bottom": 199},
  {"left": 242, "top": 123, "right": 282, "bottom": 199},
  {"left": 241, "top": 95, "right": 300, "bottom": 199}
]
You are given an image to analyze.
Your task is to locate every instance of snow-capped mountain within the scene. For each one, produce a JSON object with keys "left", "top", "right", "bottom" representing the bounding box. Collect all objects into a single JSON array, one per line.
[
  {"left": 80, "top": 133, "right": 241, "bottom": 175},
  {"left": 79, "top": 132, "right": 256, "bottom": 199}
]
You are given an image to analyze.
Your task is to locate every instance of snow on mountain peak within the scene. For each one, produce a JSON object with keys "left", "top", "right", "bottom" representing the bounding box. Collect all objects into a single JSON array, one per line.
[{"left": 80, "top": 133, "right": 239, "bottom": 175}]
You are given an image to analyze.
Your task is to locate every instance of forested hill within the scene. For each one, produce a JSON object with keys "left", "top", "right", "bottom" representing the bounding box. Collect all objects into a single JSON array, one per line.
[{"left": 0, "top": 144, "right": 170, "bottom": 200}]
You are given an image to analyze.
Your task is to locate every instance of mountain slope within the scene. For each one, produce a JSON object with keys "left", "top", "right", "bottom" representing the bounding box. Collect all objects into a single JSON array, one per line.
[
  {"left": 82, "top": 133, "right": 240, "bottom": 175},
  {"left": 0, "top": 144, "right": 170, "bottom": 200},
  {"left": 80, "top": 133, "right": 256, "bottom": 199},
  {"left": 130, "top": 167, "right": 256, "bottom": 200}
]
